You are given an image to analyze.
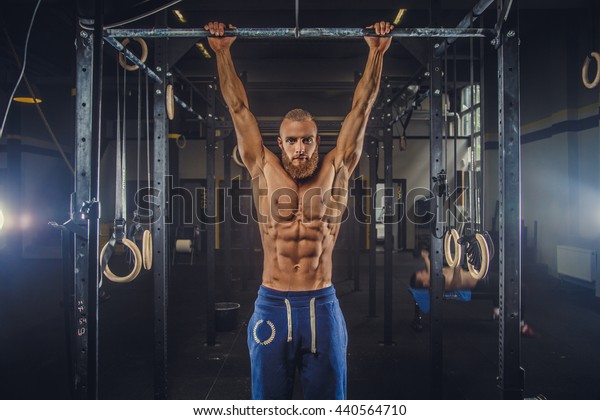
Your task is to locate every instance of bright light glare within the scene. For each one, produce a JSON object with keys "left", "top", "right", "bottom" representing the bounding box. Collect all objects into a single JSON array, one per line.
[
  {"left": 0, "top": 210, "right": 4, "bottom": 231},
  {"left": 20, "top": 213, "right": 32, "bottom": 230}
]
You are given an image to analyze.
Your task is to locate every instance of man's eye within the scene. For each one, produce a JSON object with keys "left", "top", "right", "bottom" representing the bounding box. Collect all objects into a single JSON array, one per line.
[{"left": 303, "top": 138, "right": 313, "bottom": 143}]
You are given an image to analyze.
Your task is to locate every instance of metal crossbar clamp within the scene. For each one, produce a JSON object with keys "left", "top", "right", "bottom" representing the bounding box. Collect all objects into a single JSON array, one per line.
[
  {"left": 80, "top": 198, "right": 101, "bottom": 220},
  {"left": 48, "top": 219, "right": 87, "bottom": 238}
]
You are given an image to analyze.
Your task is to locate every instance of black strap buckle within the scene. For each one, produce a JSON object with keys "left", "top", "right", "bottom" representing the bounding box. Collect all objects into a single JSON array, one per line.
[
  {"left": 432, "top": 169, "right": 447, "bottom": 198},
  {"left": 113, "top": 218, "right": 126, "bottom": 242}
]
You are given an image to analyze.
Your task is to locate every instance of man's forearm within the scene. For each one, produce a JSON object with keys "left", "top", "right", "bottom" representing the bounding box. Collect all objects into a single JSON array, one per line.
[
  {"left": 215, "top": 48, "right": 249, "bottom": 113},
  {"left": 352, "top": 47, "right": 385, "bottom": 112}
]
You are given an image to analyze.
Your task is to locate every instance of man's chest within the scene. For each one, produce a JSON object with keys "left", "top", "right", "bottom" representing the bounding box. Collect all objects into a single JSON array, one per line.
[{"left": 255, "top": 163, "right": 349, "bottom": 223}]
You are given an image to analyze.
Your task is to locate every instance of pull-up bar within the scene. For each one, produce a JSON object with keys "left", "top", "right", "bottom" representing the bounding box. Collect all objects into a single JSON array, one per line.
[{"left": 106, "top": 27, "right": 493, "bottom": 39}]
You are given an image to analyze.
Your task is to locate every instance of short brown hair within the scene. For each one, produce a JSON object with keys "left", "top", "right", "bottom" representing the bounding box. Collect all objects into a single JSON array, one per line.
[{"left": 283, "top": 108, "right": 313, "bottom": 121}]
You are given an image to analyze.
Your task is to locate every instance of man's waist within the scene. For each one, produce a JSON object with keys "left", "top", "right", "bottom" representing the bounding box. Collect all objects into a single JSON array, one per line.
[{"left": 257, "top": 284, "right": 336, "bottom": 304}]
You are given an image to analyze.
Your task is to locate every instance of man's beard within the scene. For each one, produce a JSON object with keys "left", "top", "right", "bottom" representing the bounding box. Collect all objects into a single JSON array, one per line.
[{"left": 282, "top": 152, "right": 319, "bottom": 180}]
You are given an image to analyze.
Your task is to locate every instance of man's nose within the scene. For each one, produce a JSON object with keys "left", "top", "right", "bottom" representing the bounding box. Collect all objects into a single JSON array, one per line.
[{"left": 295, "top": 143, "right": 305, "bottom": 155}]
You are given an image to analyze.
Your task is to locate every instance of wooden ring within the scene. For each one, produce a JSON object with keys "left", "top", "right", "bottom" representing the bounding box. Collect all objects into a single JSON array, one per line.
[
  {"left": 582, "top": 52, "right": 600, "bottom": 89},
  {"left": 232, "top": 144, "right": 245, "bottom": 168},
  {"left": 444, "top": 228, "right": 461, "bottom": 268},
  {"left": 100, "top": 238, "right": 143, "bottom": 283},
  {"left": 118, "top": 38, "right": 148, "bottom": 71},
  {"left": 581, "top": 52, "right": 600, "bottom": 89},
  {"left": 467, "top": 232, "right": 490, "bottom": 280},
  {"left": 166, "top": 84, "right": 175, "bottom": 120},
  {"left": 143, "top": 229, "right": 153, "bottom": 270}
]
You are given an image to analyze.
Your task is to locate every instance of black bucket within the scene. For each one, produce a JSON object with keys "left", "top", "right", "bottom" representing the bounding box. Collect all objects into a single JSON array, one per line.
[{"left": 215, "top": 302, "right": 240, "bottom": 332}]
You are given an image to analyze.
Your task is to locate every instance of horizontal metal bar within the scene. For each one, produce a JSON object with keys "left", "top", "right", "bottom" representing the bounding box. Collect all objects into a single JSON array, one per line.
[
  {"left": 104, "top": 36, "right": 206, "bottom": 121},
  {"left": 103, "top": 36, "right": 162, "bottom": 83},
  {"left": 435, "top": 0, "right": 496, "bottom": 56},
  {"left": 171, "top": 66, "right": 211, "bottom": 106},
  {"left": 106, "top": 27, "right": 493, "bottom": 39},
  {"left": 173, "top": 95, "right": 205, "bottom": 120}
]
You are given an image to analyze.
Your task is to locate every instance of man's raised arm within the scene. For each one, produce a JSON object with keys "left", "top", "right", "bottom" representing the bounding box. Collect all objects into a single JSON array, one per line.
[
  {"left": 205, "top": 22, "right": 264, "bottom": 176},
  {"left": 333, "top": 21, "right": 393, "bottom": 173}
]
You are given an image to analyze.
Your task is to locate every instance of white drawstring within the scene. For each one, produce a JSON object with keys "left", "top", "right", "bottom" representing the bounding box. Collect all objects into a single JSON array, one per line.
[
  {"left": 284, "top": 299, "right": 292, "bottom": 342},
  {"left": 310, "top": 298, "right": 316, "bottom": 353},
  {"left": 284, "top": 297, "right": 317, "bottom": 352}
]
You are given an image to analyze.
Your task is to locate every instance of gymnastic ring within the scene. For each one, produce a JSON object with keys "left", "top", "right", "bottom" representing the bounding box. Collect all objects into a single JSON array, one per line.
[
  {"left": 142, "top": 229, "right": 153, "bottom": 270},
  {"left": 100, "top": 238, "right": 143, "bottom": 283},
  {"left": 118, "top": 38, "right": 148, "bottom": 71},
  {"left": 444, "top": 228, "right": 461, "bottom": 268},
  {"left": 232, "top": 144, "right": 245, "bottom": 168},
  {"left": 166, "top": 84, "right": 175, "bottom": 120},
  {"left": 582, "top": 52, "right": 600, "bottom": 89},
  {"left": 467, "top": 232, "right": 490, "bottom": 281}
]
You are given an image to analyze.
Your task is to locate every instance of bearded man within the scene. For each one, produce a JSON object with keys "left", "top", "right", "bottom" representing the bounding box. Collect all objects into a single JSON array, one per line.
[{"left": 205, "top": 20, "right": 393, "bottom": 399}]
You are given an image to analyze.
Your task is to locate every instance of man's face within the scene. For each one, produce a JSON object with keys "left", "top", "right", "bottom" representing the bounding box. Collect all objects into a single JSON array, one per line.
[{"left": 278, "top": 119, "right": 320, "bottom": 180}]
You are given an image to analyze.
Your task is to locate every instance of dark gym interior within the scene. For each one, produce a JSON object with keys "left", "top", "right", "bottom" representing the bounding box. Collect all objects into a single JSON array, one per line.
[{"left": 1, "top": 0, "right": 600, "bottom": 400}]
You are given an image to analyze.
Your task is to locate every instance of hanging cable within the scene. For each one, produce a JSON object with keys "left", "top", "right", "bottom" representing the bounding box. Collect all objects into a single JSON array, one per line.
[
  {"left": 453, "top": 43, "right": 458, "bottom": 227},
  {"left": 121, "top": 65, "right": 128, "bottom": 222},
  {"left": 143, "top": 72, "right": 153, "bottom": 270},
  {"left": 2, "top": 26, "right": 74, "bottom": 174},
  {"left": 128, "top": 69, "right": 144, "bottom": 261},
  {"left": 100, "top": 60, "right": 142, "bottom": 283},
  {"left": 469, "top": 36, "right": 475, "bottom": 235},
  {"left": 79, "top": 0, "right": 182, "bottom": 30},
  {"left": 295, "top": 0, "right": 300, "bottom": 38},
  {"left": 0, "top": 0, "right": 43, "bottom": 140},
  {"left": 479, "top": 17, "right": 486, "bottom": 231},
  {"left": 444, "top": 44, "right": 462, "bottom": 268}
]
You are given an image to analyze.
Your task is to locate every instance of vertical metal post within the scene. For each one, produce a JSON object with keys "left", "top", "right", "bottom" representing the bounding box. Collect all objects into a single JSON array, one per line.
[
  {"left": 74, "top": 4, "right": 101, "bottom": 398},
  {"left": 351, "top": 72, "right": 362, "bottom": 291},
  {"left": 206, "top": 82, "right": 217, "bottom": 346},
  {"left": 352, "top": 168, "right": 361, "bottom": 291},
  {"left": 429, "top": 0, "right": 444, "bottom": 399},
  {"left": 223, "top": 134, "right": 232, "bottom": 301},
  {"left": 153, "top": 16, "right": 169, "bottom": 398},
  {"left": 368, "top": 137, "right": 378, "bottom": 318},
  {"left": 60, "top": 222, "right": 76, "bottom": 398},
  {"left": 383, "top": 79, "right": 394, "bottom": 345},
  {"left": 497, "top": 0, "right": 524, "bottom": 400}
]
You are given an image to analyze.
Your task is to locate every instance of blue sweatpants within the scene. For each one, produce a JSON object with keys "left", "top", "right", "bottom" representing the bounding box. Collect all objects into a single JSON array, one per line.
[{"left": 247, "top": 285, "right": 348, "bottom": 400}]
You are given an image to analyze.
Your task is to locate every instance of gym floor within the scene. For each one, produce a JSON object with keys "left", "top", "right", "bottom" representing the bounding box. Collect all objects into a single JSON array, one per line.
[{"left": 1, "top": 250, "right": 599, "bottom": 400}]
